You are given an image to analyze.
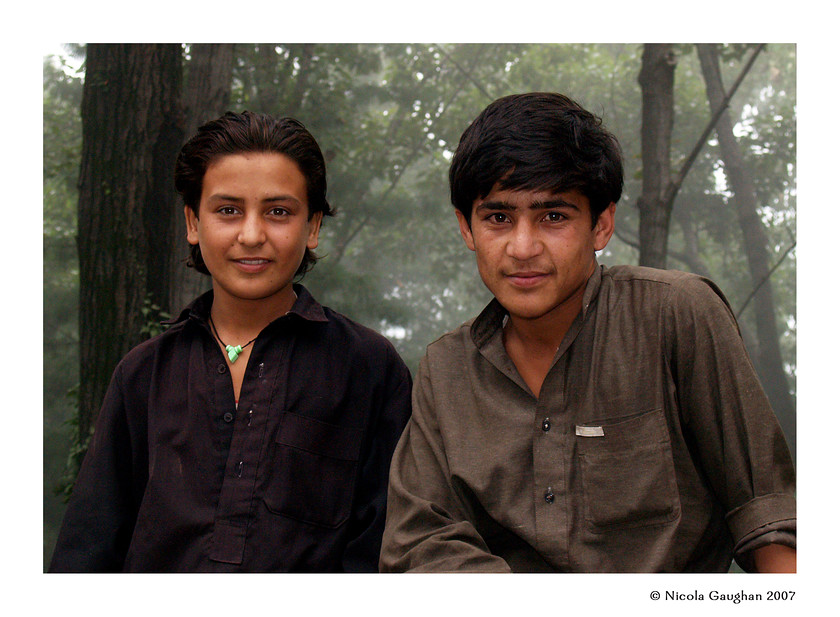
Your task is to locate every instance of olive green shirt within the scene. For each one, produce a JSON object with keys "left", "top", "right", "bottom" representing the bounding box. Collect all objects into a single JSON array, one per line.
[{"left": 380, "top": 265, "right": 796, "bottom": 572}]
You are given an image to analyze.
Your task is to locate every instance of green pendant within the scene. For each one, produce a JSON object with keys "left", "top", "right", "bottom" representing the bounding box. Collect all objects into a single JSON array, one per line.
[{"left": 226, "top": 344, "right": 244, "bottom": 363}]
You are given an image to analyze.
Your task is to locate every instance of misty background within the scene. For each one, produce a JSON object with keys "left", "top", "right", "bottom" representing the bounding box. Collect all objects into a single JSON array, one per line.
[{"left": 43, "top": 43, "right": 796, "bottom": 568}]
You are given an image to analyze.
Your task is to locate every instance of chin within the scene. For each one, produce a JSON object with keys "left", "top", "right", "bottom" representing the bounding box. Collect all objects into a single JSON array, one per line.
[{"left": 498, "top": 300, "right": 549, "bottom": 321}]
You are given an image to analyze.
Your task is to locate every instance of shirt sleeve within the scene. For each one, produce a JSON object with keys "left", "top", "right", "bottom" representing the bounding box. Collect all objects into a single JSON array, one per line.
[
  {"left": 49, "top": 363, "right": 143, "bottom": 572},
  {"left": 340, "top": 347, "right": 413, "bottom": 573},
  {"left": 665, "top": 275, "right": 796, "bottom": 571},
  {"left": 379, "top": 354, "right": 512, "bottom": 573}
]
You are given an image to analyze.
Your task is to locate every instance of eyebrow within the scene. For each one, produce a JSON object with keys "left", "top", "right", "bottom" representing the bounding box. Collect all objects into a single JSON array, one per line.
[
  {"left": 207, "top": 194, "right": 303, "bottom": 205},
  {"left": 475, "top": 198, "right": 581, "bottom": 213}
]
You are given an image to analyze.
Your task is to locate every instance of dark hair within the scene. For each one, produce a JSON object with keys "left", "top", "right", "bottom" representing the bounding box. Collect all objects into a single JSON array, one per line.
[
  {"left": 175, "top": 111, "right": 335, "bottom": 276},
  {"left": 449, "top": 92, "right": 623, "bottom": 226}
]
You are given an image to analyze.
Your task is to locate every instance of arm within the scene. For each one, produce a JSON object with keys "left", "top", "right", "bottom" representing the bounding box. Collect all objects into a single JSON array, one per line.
[
  {"left": 340, "top": 350, "right": 413, "bottom": 573},
  {"left": 667, "top": 276, "right": 796, "bottom": 572},
  {"left": 49, "top": 365, "right": 140, "bottom": 572},
  {"left": 754, "top": 544, "right": 796, "bottom": 573},
  {"left": 379, "top": 355, "right": 511, "bottom": 573}
]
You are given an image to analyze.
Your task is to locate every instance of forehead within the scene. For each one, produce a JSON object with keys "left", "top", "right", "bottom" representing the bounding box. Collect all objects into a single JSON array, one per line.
[
  {"left": 473, "top": 186, "right": 590, "bottom": 214},
  {"left": 205, "top": 152, "right": 302, "bottom": 180},
  {"left": 202, "top": 152, "right": 308, "bottom": 198}
]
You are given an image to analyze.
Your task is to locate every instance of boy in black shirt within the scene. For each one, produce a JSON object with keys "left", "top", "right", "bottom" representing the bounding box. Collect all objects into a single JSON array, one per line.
[{"left": 50, "top": 112, "right": 412, "bottom": 572}]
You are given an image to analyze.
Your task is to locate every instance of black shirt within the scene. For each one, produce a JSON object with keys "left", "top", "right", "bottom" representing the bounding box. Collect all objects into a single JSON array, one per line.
[{"left": 50, "top": 285, "right": 412, "bottom": 572}]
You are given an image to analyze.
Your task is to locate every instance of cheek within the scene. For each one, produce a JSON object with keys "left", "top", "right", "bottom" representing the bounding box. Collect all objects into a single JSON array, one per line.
[{"left": 473, "top": 250, "right": 501, "bottom": 290}]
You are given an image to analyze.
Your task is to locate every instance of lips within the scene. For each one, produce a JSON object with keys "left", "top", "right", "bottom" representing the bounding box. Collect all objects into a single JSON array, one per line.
[
  {"left": 506, "top": 271, "right": 550, "bottom": 288},
  {"left": 232, "top": 257, "right": 272, "bottom": 273}
]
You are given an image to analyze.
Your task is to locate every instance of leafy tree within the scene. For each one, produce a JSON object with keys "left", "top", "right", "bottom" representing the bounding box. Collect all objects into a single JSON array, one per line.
[
  {"left": 167, "top": 43, "right": 235, "bottom": 311},
  {"left": 43, "top": 52, "right": 83, "bottom": 566},
  {"left": 76, "top": 44, "right": 183, "bottom": 446},
  {"left": 697, "top": 43, "right": 795, "bottom": 451},
  {"left": 44, "top": 43, "right": 797, "bottom": 566},
  {"left": 637, "top": 43, "right": 677, "bottom": 269}
]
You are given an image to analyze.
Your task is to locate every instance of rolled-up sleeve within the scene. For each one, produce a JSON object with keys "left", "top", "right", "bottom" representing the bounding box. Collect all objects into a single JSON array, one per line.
[{"left": 666, "top": 275, "right": 796, "bottom": 571}]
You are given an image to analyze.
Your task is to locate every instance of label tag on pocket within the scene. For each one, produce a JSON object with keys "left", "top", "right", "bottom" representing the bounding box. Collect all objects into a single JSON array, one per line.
[{"left": 575, "top": 425, "right": 605, "bottom": 437}]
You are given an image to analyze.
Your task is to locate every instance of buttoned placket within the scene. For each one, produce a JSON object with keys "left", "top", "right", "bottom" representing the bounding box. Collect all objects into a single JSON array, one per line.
[
  {"left": 532, "top": 357, "right": 569, "bottom": 568},
  {"left": 208, "top": 338, "right": 285, "bottom": 566},
  {"left": 477, "top": 323, "right": 573, "bottom": 569},
  {"left": 531, "top": 278, "right": 600, "bottom": 570},
  {"left": 468, "top": 265, "right": 603, "bottom": 571}
]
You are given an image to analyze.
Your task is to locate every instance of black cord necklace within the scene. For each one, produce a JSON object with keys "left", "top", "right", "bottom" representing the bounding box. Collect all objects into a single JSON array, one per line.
[{"left": 209, "top": 315, "right": 257, "bottom": 363}]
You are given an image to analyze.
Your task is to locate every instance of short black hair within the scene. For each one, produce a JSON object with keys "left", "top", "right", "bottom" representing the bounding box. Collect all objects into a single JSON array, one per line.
[
  {"left": 174, "top": 111, "right": 335, "bottom": 276},
  {"left": 449, "top": 92, "right": 623, "bottom": 226}
]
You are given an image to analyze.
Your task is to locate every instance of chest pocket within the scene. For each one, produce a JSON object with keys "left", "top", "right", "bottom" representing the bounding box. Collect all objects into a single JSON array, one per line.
[
  {"left": 576, "top": 408, "right": 681, "bottom": 533},
  {"left": 263, "top": 411, "right": 364, "bottom": 528}
]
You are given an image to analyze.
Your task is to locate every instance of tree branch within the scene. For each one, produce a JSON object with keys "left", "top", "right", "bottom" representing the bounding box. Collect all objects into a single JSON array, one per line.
[
  {"left": 613, "top": 219, "right": 712, "bottom": 276},
  {"left": 332, "top": 46, "right": 491, "bottom": 264},
  {"left": 735, "top": 240, "right": 796, "bottom": 319},
  {"left": 433, "top": 44, "right": 501, "bottom": 101},
  {"left": 664, "top": 43, "right": 765, "bottom": 207}
]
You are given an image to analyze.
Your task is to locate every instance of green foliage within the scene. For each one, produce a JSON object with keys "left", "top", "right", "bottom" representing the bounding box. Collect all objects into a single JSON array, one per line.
[
  {"left": 140, "top": 295, "right": 172, "bottom": 339},
  {"left": 52, "top": 384, "right": 92, "bottom": 503},
  {"left": 43, "top": 45, "right": 797, "bottom": 563},
  {"left": 43, "top": 54, "right": 84, "bottom": 566}
]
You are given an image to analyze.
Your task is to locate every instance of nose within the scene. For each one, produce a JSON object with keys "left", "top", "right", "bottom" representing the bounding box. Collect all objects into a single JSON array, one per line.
[
  {"left": 506, "top": 220, "right": 543, "bottom": 261},
  {"left": 238, "top": 212, "right": 266, "bottom": 246}
]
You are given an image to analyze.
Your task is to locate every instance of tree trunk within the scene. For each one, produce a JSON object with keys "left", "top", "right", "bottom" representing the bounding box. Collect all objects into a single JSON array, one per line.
[
  {"left": 76, "top": 44, "right": 182, "bottom": 441},
  {"left": 167, "top": 44, "right": 235, "bottom": 312},
  {"left": 637, "top": 44, "right": 677, "bottom": 269},
  {"left": 696, "top": 43, "right": 796, "bottom": 455}
]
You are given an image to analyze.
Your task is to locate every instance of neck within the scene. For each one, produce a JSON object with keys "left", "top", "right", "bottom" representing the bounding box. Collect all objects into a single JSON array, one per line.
[
  {"left": 504, "top": 262, "right": 594, "bottom": 352},
  {"left": 209, "top": 284, "right": 297, "bottom": 340},
  {"left": 505, "top": 301, "right": 580, "bottom": 354}
]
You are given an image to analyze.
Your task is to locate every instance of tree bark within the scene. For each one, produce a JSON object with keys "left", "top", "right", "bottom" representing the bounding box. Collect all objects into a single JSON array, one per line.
[
  {"left": 696, "top": 43, "right": 796, "bottom": 455},
  {"left": 76, "top": 44, "right": 182, "bottom": 441},
  {"left": 167, "top": 44, "right": 235, "bottom": 312},
  {"left": 637, "top": 44, "right": 677, "bottom": 269}
]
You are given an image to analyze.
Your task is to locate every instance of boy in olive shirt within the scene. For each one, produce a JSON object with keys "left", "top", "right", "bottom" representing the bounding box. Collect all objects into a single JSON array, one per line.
[{"left": 380, "top": 93, "right": 795, "bottom": 573}]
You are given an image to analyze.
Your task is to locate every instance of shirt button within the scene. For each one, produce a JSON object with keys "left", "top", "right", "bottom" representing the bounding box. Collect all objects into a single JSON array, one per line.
[
  {"left": 542, "top": 418, "right": 551, "bottom": 432},
  {"left": 544, "top": 488, "right": 554, "bottom": 504},
  {"left": 217, "top": 363, "right": 227, "bottom": 374},
  {"left": 223, "top": 412, "right": 234, "bottom": 423}
]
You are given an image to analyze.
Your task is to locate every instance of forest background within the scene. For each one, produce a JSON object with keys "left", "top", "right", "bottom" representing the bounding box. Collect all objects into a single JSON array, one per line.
[{"left": 43, "top": 42, "right": 797, "bottom": 569}]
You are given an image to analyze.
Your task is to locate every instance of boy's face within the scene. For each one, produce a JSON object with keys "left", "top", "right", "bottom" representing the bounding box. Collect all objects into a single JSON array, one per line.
[
  {"left": 456, "top": 185, "right": 614, "bottom": 325},
  {"left": 185, "top": 152, "right": 322, "bottom": 309}
]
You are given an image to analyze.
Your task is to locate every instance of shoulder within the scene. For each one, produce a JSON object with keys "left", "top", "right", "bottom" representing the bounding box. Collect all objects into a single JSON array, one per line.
[
  {"left": 426, "top": 317, "right": 475, "bottom": 358},
  {"left": 114, "top": 290, "right": 213, "bottom": 379},
  {"left": 413, "top": 318, "right": 479, "bottom": 383},
  {"left": 320, "top": 306, "right": 399, "bottom": 352},
  {"left": 602, "top": 265, "right": 732, "bottom": 309},
  {"left": 318, "top": 305, "right": 410, "bottom": 374},
  {"left": 604, "top": 264, "right": 703, "bottom": 287},
  {"left": 111, "top": 319, "right": 194, "bottom": 385}
]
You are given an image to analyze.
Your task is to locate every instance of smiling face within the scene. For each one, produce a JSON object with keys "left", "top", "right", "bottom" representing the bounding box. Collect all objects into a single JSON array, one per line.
[
  {"left": 185, "top": 152, "right": 322, "bottom": 312},
  {"left": 457, "top": 186, "right": 614, "bottom": 328}
]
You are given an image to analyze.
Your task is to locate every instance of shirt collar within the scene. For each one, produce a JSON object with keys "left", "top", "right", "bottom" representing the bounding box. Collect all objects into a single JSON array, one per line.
[
  {"left": 163, "top": 283, "right": 329, "bottom": 327},
  {"left": 470, "top": 260, "right": 605, "bottom": 350}
]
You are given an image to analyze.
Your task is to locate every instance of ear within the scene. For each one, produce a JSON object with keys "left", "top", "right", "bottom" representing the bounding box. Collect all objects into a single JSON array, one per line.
[
  {"left": 185, "top": 205, "right": 200, "bottom": 245},
  {"left": 593, "top": 203, "right": 616, "bottom": 251},
  {"left": 455, "top": 209, "right": 476, "bottom": 252},
  {"left": 306, "top": 211, "right": 323, "bottom": 250}
]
